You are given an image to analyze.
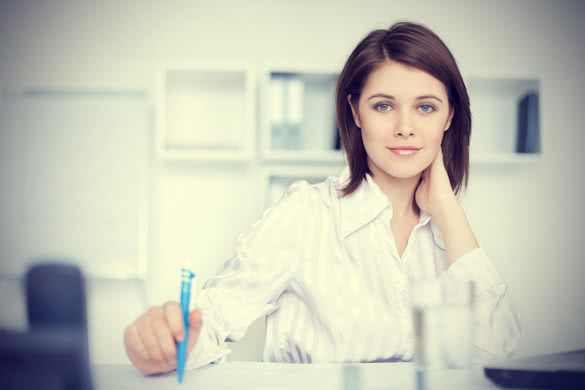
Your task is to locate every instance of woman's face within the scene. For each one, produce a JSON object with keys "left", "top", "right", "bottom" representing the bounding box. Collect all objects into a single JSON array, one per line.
[{"left": 348, "top": 59, "right": 454, "bottom": 180}]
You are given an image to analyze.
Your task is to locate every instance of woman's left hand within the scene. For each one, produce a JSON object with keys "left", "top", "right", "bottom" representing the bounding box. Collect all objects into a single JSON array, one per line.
[{"left": 415, "top": 148, "right": 458, "bottom": 217}]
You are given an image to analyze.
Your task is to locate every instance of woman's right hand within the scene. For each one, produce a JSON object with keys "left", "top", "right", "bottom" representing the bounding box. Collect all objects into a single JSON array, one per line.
[{"left": 123, "top": 302, "right": 202, "bottom": 375}]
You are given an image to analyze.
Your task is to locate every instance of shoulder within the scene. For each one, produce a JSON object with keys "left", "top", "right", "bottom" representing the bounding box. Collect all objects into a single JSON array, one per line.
[{"left": 281, "top": 173, "right": 345, "bottom": 211}]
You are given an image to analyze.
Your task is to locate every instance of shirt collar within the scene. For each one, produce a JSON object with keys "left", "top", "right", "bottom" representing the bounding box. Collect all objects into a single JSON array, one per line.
[{"left": 337, "top": 166, "right": 444, "bottom": 249}]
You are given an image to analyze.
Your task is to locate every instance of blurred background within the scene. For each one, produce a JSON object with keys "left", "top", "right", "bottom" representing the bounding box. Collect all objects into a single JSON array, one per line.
[{"left": 0, "top": 0, "right": 584, "bottom": 364}]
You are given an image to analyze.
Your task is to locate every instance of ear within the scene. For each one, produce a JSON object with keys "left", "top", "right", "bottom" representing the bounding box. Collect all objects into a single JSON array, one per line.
[
  {"left": 347, "top": 94, "right": 361, "bottom": 128},
  {"left": 444, "top": 108, "right": 454, "bottom": 132}
]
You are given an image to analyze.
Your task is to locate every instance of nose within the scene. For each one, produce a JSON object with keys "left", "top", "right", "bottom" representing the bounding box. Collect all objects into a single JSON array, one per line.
[{"left": 393, "top": 111, "right": 415, "bottom": 137}]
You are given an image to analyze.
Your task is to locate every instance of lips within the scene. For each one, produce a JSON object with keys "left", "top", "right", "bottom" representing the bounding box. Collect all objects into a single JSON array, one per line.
[{"left": 387, "top": 146, "right": 421, "bottom": 156}]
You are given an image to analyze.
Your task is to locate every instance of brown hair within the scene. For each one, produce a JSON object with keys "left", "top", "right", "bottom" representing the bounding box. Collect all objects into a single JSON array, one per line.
[{"left": 336, "top": 21, "right": 471, "bottom": 196}]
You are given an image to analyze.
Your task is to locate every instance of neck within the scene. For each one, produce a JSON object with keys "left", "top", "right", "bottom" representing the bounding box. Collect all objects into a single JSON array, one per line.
[{"left": 368, "top": 161, "right": 421, "bottom": 219}]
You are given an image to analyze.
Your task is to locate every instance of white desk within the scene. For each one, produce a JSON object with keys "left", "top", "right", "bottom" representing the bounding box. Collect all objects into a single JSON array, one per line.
[{"left": 93, "top": 362, "right": 506, "bottom": 390}]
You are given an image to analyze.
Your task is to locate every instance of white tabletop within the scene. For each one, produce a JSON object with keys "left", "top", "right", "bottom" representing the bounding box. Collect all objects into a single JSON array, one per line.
[{"left": 93, "top": 362, "right": 505, "bottom": 390}]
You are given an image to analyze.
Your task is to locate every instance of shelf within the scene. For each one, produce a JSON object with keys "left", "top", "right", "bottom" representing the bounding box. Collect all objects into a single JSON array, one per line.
[
  {"left": 263, "top": 149, "right": 346, "bottom": 164},
  {"left": 158, "top": 149, "right": 253, "bottom": 162},
  {"left": 260, "top": 68, "right": 341, "bottom": 162},
  {"left": 470, "top": 152, "right": 542, "bottom": 165},
  {"left": 156, "top": 64, "right": 255, "bottom": 160},
  {"left": 466, "top": 76, "right": 540, "bottom": 158}
]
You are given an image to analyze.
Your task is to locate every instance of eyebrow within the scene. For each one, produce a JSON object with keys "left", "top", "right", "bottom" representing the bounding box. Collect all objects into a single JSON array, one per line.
[{"left": 367, "top": 93, "right": 444, "bottom": 104}]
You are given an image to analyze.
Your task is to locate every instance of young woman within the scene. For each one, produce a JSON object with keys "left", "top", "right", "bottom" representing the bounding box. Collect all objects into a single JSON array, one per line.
[{"left": 124, "top": 21, "right": 521, "bottom": 374}]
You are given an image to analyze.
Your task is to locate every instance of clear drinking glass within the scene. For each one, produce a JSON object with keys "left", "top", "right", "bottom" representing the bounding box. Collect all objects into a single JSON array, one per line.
[{"left": 410, "top": 277, "right": 476, "bottom": 389}]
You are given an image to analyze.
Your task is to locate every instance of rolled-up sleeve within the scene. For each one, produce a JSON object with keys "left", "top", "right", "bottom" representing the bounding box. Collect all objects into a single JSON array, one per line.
[
  {"left": 185, "top": 181, "right": 308, "bottom": 370},
  {"left": 444, "top": 247, "right": 522, "bottom": 361}
]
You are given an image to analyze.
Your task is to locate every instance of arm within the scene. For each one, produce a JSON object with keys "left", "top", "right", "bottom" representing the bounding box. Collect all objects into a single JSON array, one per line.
[
  {"left": 124, "top": 181, "right": 309, "bottom": 374},
  {"left": 432, "top": 197, "right": 478, "bottom": 265},
  {"left": 416, "top": 150, "right": 521, "bottom": 359},
  {"left": 185, "top": 181, "right": 309, "bottom": 369}
]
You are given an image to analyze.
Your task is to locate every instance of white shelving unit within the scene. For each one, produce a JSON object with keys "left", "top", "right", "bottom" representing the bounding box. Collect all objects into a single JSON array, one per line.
[
  {"left": 0, "top": 69, "right": 542, "bottom": 281},
  {"left": 466, "top": 75, "right": 541, "bottom": 165},
  {"left": 259, "top": 67, "right": 343, "bottom": 163},
  {"left": 155, "top": 64, "right": 255, "bottom": 161},
  {"left": 257, "top": 70, "right": 541, "bottom": 207}
]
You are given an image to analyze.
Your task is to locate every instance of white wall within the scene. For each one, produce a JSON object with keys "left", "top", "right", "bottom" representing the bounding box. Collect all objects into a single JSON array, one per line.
[{"left": 1, "top": 0, "right": 584, "bottom": 364}]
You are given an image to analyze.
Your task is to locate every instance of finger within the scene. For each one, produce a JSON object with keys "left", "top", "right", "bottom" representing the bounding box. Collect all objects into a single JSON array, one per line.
[
  {"left": 189, "top": 309, "right": 202, "bottom": 331},
  {"left": 187, "top": 309, "right": 203, "bottom": 353},
  {"left": 124, "top": 323, "right": 149, "bottom": 362},
  {"left": 138, "top": 309, "right": 165, "bottom": 363},
  {"left": 152, "top": 315, "right": 178, "bottom": 367},
  {"left": 164, "top": 301, "right": 186, "bottom": 342},
  {"left": 146, "top": 313, "right": 176, "bottom": 372}
]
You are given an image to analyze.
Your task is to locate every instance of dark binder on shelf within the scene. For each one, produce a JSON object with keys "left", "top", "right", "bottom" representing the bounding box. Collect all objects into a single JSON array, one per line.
[{"left": 516, "top": 92, "right": 540, "bottom": 153}]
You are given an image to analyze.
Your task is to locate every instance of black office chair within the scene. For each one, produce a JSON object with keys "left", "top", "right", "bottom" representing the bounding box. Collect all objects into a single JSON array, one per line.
[
  {"left": 0, "top": 262, "right": 93, "bottom": 390},
  {"left": 26, "top": 262, "right": 88, "bottom": 330}
]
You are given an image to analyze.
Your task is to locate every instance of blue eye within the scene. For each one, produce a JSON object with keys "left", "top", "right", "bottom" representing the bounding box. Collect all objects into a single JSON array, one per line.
[
  {"left": 375, "top": 103, "right": 391, "bottom": 112},
  {"left": 419, "top": 104, "right": 435, "bottom": 113}
]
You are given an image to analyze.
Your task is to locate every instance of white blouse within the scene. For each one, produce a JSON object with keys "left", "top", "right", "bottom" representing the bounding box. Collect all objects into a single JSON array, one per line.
[{"left": 187, "top": 169, "right": 521, "bottom": 369}]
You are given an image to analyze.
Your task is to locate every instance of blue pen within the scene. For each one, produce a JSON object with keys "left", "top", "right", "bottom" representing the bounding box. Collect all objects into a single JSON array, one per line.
[{"left": 177, "top": 268, "right": 195, "bottom": 384}]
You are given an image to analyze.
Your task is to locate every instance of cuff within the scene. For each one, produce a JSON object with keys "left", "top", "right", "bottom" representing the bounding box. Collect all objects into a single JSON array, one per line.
[
  {"left": 185, "top": 291, "right": 232, "bottom": 370},
  {"left": 185, "top": 320, "right": 231, "bottom": 370}
]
